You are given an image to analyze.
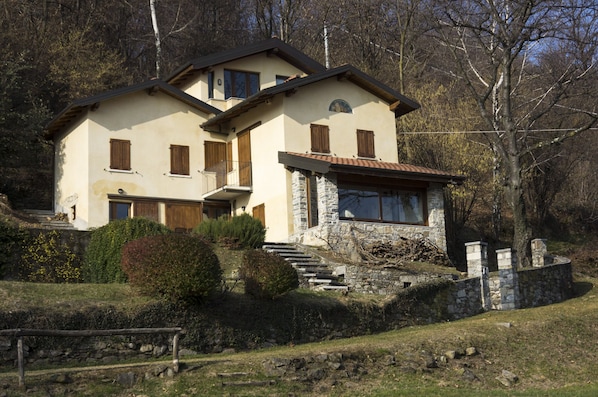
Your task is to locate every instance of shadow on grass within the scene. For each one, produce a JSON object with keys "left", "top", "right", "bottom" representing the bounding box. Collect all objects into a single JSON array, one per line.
[{"left": 573, "top": 281, "right": 594, "bottom": 297}]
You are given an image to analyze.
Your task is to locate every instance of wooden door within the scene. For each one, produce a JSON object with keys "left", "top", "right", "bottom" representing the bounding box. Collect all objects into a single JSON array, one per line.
[
  {"left": 205, "top": 141, "right": 227, "bottom": 188},
  {"left": 238, "top": 130, "right": 252, "bottom": 186}
]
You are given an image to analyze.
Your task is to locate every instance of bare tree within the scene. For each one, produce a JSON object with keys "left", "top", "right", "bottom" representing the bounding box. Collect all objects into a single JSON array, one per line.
[{"left": 432, "top": 0, "right": 598, "bottom": 266}]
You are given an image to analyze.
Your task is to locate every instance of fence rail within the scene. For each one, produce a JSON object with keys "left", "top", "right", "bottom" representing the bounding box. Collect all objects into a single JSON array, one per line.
[{"left": 0, "top": 327, "right": 183, "bottom": 388}]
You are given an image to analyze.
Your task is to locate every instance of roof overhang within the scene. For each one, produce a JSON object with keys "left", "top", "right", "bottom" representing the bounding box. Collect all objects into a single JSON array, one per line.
[
  {"left": 278, "top": 152, "right": 465, "bottom": 185},
  {"left": 45, "top": 80, "right": 221, "bottom": 139},
  {"left": 201, "top": 65, "right": 421, "bottom": 133}
]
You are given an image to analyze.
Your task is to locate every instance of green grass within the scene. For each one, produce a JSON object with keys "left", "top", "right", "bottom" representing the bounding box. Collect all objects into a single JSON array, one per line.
[{"left": 1, "top": 277, "right": 597, "bottom": 396}]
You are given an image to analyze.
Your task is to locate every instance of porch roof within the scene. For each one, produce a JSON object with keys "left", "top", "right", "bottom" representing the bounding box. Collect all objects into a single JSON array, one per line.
[{"left": 278, "top": 152, "right": 465, "bottom": 185}]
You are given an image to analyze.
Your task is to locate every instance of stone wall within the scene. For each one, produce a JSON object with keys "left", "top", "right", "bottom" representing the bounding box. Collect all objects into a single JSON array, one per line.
[
  {"left": 343, "top": 265, "right": 456, "bottom": 295},
  {"left": 467, "top": 240, "right": 574, "bottom": 311}
]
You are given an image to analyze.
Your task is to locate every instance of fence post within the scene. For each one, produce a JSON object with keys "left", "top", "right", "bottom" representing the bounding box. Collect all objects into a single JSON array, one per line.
[
  {"left": 17, "top": 336, "right": 25, "bottom": 388},
  {"left": 466, "top": 241, "right": 491, "bottom": 311},
  {"left": 496, "top": 248, "right": 520, "bottom": 310},
  {"left": 172, "top": 331, "right": 180, "bottom": 373},
  {"left": 531, "top": 239, "right": 549, "bottom": 268}
]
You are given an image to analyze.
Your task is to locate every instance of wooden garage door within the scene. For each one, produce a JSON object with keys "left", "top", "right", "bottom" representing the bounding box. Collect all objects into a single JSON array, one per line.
[{"left": 165, "top": 202, "right": 202, "bottom": 232}]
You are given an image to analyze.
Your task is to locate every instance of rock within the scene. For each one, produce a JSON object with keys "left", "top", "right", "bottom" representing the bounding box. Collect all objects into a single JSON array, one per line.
[
  {"left": 496, "top": 322, "right": 513, "bottom": 328},
  {"left": 420, "top": 351, "right": 438, "bottom": 368},
  {"left": 496, "top": 369, "right": 519, "bottom": 386},
  {"left": 178, "top": 348, "right": 198, "bottom": 356},
  {"left": 221, "top": 348, "right": 236, "bottom": 354},
  {"left": 306, "top": 367, "right": 326, "bottom": 381},
  {"left": 153, "top": 345, "right": 168, "bottom": 357},
  {"left": 461, "top": 368, "right": 479, "bottom": 382},
  {"left": 465, "top": 347, "right": 478, "bottom": 356},
  {"left": 139, "top": 344, "right": 153, "bottom": 353},
  {"left": 444, "top": 350, "right": 457, "bottom": 360},
  {"left": 50, "top": 374, "right": 72, "bottom": 384},
  {"left": 116, "top": 372, "right": 136, "bottom": 387}
]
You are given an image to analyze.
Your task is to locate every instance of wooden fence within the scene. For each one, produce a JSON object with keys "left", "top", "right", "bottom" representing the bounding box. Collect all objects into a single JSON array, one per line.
[{"left": 0, "top": 327, "right": 183, "bottom": 387}]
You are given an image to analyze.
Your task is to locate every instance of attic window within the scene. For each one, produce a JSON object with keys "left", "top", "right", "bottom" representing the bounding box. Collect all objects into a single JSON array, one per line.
[{"left": 329, "top": 99, "right": 352, "bottom": 113}]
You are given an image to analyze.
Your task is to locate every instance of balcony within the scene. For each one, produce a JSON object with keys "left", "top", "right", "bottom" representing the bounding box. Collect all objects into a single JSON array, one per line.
[{"left": 202, "top": 160, "right": 252, "bottom": 200}]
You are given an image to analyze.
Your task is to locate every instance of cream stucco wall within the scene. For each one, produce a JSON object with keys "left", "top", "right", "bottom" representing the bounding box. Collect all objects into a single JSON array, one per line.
[
  {"left": 282, "top": 78, "right": 398, "bottom": 162},
  {"left": 54, "top": 117, "right": 90, "bottom": 230},
  {"left": 179, "top": 53, "right": 307, "bottom": 109},
  {"left": 215, "top": 76, "right": 401, "bottom": 242},
  {"left": 55, "top": 90, "right": 216, "bottom": 230}
]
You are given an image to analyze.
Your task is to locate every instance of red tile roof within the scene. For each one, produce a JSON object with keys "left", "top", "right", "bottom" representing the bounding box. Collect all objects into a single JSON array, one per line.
[{"left": 280, "top": 152, "right": 465, "bottom": 184}]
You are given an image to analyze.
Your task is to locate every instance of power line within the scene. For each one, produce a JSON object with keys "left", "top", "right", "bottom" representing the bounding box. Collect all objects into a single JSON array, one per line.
[{"left": 400, "top": 128, "right": 598, "bottom": 134}]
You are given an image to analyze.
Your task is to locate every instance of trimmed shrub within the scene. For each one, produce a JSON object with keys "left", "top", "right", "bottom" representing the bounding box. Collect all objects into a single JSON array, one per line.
[
  {"left": 83, "top": 217, "right": 171, "bottom": 283},
  {"left": 21, "top": 230, "right": 82, "bottom": 283},
  {"left": 121, "top": 234, "right": 222, "bottom": 302},
  {"left": 194, "top": 213, "right": 265, "bottom": 249},
  {"left": 240, "top": 249, "right": 299, "bottom": 299}
]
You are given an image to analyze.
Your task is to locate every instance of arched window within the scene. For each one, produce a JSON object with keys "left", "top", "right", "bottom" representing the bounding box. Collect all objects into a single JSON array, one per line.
[{"left": 329, "top": 99, "right": 352, "bottom": 113}]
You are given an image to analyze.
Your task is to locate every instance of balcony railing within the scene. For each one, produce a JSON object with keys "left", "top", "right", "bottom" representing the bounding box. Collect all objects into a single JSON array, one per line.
[{"left": 202, "top": 160, "right": 252, "bottom": 200}]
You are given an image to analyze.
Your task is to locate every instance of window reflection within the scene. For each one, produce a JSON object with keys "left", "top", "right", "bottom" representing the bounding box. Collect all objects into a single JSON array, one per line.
[{"left": 339, "top": 185, "right": 425, "bottom": 224}]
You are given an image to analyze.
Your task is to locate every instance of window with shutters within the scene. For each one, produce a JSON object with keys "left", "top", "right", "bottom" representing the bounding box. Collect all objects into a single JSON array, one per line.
[
  {"left": 310, "top": 124, "right": 330, "bottom": 154},
  {"left": 110, "top": 139, "right": 131, "bottom": 170},
  {"left": 170, "top": 145, "right": 190, "bottom": 175},
  {"left": 357, "top": 129, "right": 375, "bottom": 158}
]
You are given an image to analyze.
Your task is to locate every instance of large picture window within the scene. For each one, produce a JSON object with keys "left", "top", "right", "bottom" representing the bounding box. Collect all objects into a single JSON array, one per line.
[
  {"left": 339, "top": 183, "right": 426, "bottom": 224},
  {"left": 224, "top": 69, "right": 259, "bottom": 99}
]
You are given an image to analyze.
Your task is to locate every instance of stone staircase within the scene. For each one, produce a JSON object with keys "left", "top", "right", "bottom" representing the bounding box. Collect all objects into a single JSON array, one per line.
[
  {"left": 262, "top": 243, "right": 348, "bottom": 292},
  {"left": 22, "top": 209, "right": 75, "bottom": 230}
]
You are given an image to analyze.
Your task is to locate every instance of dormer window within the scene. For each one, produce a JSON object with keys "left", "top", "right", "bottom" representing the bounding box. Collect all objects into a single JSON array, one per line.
[{"left": 224, "top": 69, "right": 259, "bottom": 99}]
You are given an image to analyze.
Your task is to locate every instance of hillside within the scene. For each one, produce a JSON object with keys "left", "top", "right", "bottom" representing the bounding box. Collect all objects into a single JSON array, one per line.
[{"left": 0, "top": 277, "right": 596, "bottom": 396}]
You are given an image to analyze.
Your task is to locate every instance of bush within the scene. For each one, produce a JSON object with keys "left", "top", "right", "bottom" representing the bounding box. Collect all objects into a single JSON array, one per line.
[
  {"left": 0, "top": 217, "right": 27, "bottom": 278},
  {"left": 239, "top": 249, "right": 299, "bottom": 299},
  {"left": 83, "top": 217, "right": 171, "bottom": 283},
  {"left": 194, "top": 213, "right": 265, "bottom": 248},
  {"left": 121, "top": 234, "right": 222, "bottom": 302},
  {"left": 21, "top": 230, "right": 82, "bottom": 283}
]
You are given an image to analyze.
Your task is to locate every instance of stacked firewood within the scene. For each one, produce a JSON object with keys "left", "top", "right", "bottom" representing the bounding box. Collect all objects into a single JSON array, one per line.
[{"left": 362, "top": 237, "right": 452, "bottom": 267}]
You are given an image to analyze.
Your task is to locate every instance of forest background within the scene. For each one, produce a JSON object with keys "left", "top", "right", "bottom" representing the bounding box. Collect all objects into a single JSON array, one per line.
[{"left": 1, "top": 0, "right": 597, "bottom": 267}]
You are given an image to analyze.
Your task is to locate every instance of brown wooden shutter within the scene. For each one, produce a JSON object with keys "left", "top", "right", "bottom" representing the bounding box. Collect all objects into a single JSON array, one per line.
[
  {"left": 133, "top": 200, "right": 159, "bottom": 222},
  {"left": 110, "top": 139, "right": 130, "bottom": 170},
  {"left": 252, "top": 203, "right": 265, "bottom": 226},
  {"left": 357, "top": 129, "right": 375, "bottom": 158},
  {"left": 238, "top": 130, "right": 252, "bottom": 186},
  {"left": 310, "top": 124, "right": 330, "bottom": 153},
  {"left": 170, "top": 145, "right": 189, "bottom": 175},
  {"left": 165, "top": 202, "right": 202, "bottom": 232},
  {"left": 204, "top": 141, "right": 227, "bottom": 168}
]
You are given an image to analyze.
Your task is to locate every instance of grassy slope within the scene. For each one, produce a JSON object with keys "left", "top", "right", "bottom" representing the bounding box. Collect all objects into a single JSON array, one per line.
[{"left": 0, "top": 277, "right": 597, "bottom": 396}]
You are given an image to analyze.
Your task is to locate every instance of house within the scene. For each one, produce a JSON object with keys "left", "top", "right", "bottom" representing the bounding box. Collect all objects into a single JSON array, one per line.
[{"left": 45, "top": 38, "right": 463, "bottom": 254}]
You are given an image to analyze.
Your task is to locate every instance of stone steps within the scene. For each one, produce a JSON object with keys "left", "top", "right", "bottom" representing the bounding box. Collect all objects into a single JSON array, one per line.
[
  {"left": 262, "top": 243, "right": 348, "bottom": 292},
  {"left": 22, "top": 209, "right": 75, "bottom": 230}
]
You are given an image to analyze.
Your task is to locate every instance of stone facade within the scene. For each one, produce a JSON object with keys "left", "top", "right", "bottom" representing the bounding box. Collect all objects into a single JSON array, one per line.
[{"left": 290, "top": 171, "right": 448, "bottom": 255}]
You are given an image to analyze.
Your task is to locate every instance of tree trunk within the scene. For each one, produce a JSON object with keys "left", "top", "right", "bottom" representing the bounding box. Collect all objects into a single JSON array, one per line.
[{"left": 505, "top": 150, "right": 531, "bottom": 268}]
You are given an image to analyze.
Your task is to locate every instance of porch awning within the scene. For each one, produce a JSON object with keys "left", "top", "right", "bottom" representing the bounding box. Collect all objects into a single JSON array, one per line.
[{"left": 278, "top": 152, "right": 465, "bottom": 185}]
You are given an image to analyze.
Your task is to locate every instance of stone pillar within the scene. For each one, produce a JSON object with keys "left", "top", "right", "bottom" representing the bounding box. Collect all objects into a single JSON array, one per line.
[
  {"left": 291, "top": 170, "right": 308, "bottom": 232},
  {"left": 496, "top": 248, "right": 520, "bottom": 310},
  {"left": 317, "top": 173, "right": 338, "bottom": 226},
  {"left": 466, "top": 241, "right": 491, "bottom": 311},
  {"left": 531, "top": 238, "right": 548, "bottom": 268}
]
